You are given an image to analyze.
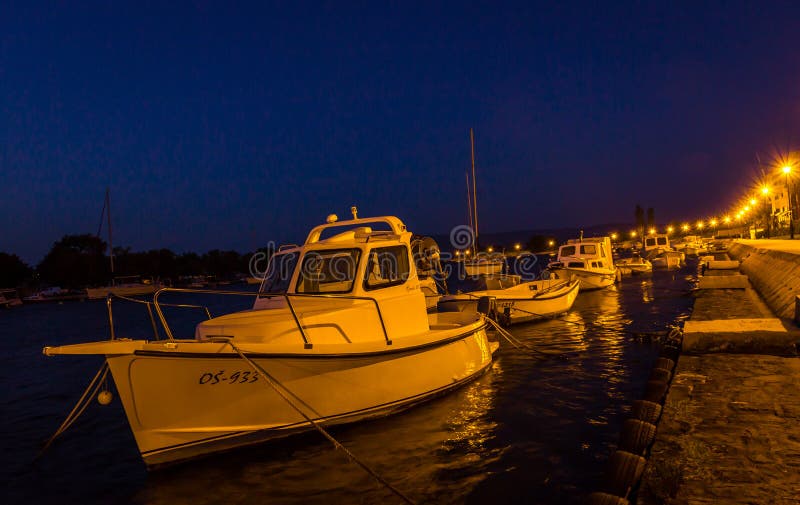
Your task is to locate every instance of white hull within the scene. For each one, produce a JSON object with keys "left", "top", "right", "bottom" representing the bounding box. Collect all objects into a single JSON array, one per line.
[
  {"left": 615, "top": 258, "right": 652, "bottom": 275},
  {"left": 437, "top": 279, "right": 580, "bottom": 325},
  {"left": 550, "top": 267, "right": 616, "bottom": 290},
  {"left": 463, "top": 261, "right": 504, "bottom": 276},
  {"left": 64, "top": 320, "right": 493, "bottom": 467},
  {"left": 86, "top": 284, "right": 158, "bottom": 300}
]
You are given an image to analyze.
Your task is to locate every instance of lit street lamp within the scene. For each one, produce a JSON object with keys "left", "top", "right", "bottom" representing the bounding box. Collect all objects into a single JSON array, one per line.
[
  {"left": 783, "top": 165, "right": 793, "bottom": 239},
  {"left": 761, "top": 185, "right": 771, "bottom": 238}
]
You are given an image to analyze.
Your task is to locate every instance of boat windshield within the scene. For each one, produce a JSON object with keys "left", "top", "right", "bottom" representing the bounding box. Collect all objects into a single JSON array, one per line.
[
  {"left": 296, "top": 248, "right": 361, "bottom": 294},
  {"left": 580, "top": 244, "right": 596, "bottom": 255},
  {"left": 656, "top": 237, "right": 668, "bottom": 246},
  {"left": 259, "top": 251, "right": 300, "bottom": 295},
  {"left": 560, "top": 245, "right": 576, "bottom": 257}
]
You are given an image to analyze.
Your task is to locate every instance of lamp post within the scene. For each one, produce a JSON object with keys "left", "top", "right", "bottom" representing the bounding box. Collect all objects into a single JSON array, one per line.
[
  {"left": 761, "top": 185, "right": 770, "bottom": 238},
  {"left": 783, "top": 165, "right": 793, "bottom": 239}
]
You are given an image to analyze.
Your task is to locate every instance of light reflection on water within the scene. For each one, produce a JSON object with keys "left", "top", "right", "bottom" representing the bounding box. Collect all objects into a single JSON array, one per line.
[{"left": 3, "top": 268, "right": 694, "bottom": 504}]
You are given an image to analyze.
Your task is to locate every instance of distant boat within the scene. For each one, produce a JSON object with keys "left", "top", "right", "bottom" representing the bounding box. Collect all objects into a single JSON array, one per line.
[
  {"left": 546, "top": 235, "right": 619, "bottom": 290},
  {"left": 86, "top": 189, "right": 161, "bottom": 300},
  {"left": 0, "top": 288, "right": 22, "bottom": 308},
  {"left": 86, "top": 275, "right": 158, "bottom": 300},
  {"left": 615, "top": 255, "right": 653, "bottom": 275},
  {"left": 44, "top": 211, "right": 498, "bottom": 468},
  {"left": 643, "top": 234, "right": 683, "bottom": 268},
  {"left": 462, "top": 129, "right": 505, "bottom": 276},
  {"left": 23, "top": 287, "right": 86, "bottom": 303},
  {"left": 438, "top": 275, "right": 580, "bottom": 325}
]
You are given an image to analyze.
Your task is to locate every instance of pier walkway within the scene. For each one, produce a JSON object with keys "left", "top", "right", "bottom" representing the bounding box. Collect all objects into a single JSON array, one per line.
[{"left": 638, "top": 246, "right": 800, "bottom": 504}]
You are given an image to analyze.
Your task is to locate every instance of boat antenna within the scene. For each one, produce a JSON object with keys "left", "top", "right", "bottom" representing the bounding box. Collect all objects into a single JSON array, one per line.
[
  {"left": 470, "top": 128, "right": 479, "bottom": 254},
  {"left": 351, "top": 206, "right": 358, "bottom": 220}
]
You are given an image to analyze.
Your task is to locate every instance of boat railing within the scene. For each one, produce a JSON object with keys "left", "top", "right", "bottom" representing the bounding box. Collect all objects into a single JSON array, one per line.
[
  {"left": 147, "top": 288, "right": 391, "bottom": 349},
  {"left": 105, "top": 293, "right": 213, "bottom": 341}
]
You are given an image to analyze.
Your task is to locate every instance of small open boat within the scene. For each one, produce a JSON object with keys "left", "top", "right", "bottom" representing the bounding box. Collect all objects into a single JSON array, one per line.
[
  {"left": 43, "top": 211, "right": 497, "bottom": 468},
  {"left": 615, "top": 255, "right": 653, "bottom": 275},
  {"left": 437, "top": 274, "right": 580, "bottom": 325}
]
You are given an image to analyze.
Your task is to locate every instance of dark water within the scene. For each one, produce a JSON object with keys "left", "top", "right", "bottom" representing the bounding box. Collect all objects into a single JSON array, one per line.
[{"left": 2, "top": 267, "right": 695, "bottom": 505}]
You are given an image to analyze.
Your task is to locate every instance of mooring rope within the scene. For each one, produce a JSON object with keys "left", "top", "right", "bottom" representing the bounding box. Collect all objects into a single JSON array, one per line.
[
  {"left": 481, "top": 316, "right": 566, "bottom": 359},
  {"left": 216, "top": 338, "right": 417, "bottom": 505},
  {"left": 38, "top": 361, "right": 109, "bottom": 458}
]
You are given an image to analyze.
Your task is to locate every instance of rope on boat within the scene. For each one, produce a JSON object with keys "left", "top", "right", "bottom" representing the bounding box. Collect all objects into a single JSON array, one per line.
[
  {"left": 37, "top": 361, "right": 110, "bottom": 458},
  {"left": 216, "top": 337, "right": 417, "bottom": 505}
]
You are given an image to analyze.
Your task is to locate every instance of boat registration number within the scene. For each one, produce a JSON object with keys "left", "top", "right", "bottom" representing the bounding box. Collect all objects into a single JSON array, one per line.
[{"left": 198, "top": 370, "right": 260, "bottom": 385}]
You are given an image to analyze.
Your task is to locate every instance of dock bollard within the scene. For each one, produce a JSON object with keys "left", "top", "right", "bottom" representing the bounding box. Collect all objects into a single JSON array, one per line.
[
  {"left": 602, "top": 450, "right": 647, "bottom": 497},
  {"left": 618, "top": 419, "right": 657, "bottom": 455}
]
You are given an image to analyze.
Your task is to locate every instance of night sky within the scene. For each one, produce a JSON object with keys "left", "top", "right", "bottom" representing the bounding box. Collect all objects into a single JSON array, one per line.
[{"left": 2, "top": 1, "right": 799, "bottom": 263}]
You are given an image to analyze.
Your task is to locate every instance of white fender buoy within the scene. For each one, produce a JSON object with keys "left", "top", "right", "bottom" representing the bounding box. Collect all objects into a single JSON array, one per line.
[{"left": 97, "top": 390, "right": 113, "bottom": 405}]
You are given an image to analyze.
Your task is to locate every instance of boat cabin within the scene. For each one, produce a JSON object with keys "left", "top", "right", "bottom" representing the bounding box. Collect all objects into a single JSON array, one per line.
[
  {"left": 213, "top": 212, "right": 432, "bottom": 344},
  {"left": 643, "top": 234, "right": 670, "bottom": 252},
  {"left": 555, "top": 236, "right": 614, "bottom": 271}
]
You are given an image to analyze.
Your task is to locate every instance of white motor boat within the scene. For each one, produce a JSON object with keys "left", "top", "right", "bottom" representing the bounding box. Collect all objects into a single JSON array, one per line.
[
  {"left": 643, "top": 234, "right": 683, "bottom": 268},
  {"left": 43, "top": 212, "right": 497, "bottom": 468},
  {"left": 615, "top": 255, "right": 653, "bottom": 275},
  {"left": 86, "top": 275, "right": 161, "bottom": 300},
  {"left": 463, "top": 254, "right": 505, "bottom": 276},
  {"left": 546, "top": 236, "right": 619, "bottom": 290},
  {"left": 437, "top": 275, "right": 580, "bottom": 325}
]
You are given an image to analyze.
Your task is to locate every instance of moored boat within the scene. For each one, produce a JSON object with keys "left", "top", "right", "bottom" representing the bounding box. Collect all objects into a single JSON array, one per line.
[
  {"left": 546, "top": 236, "right": 619, "bottom": 290},
  {"left": 437, "top": 274, "right": 580, "bottom": 325},
  {"left": 43, "top": 212, "right": 497, "bottom": 468},
  {"left": 643, "top": 234, "right": 683, "bottom": 268},
  {"left": 615, "top": 255, "right": 653, "bottom": 275},
  {"left": 0, "top": 288, "right": 22, "bottom": 308}
]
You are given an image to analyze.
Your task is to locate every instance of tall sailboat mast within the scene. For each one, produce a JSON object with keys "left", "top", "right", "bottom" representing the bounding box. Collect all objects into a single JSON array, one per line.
[
  {"left": 465, "top": 172, "right": 474, "bottom": 250},
  {"left": 470, "top": 128, "right": 479, "bottom": 255},
  {"left": 106, "top": 188, "right": 114, "bottom": 276}
]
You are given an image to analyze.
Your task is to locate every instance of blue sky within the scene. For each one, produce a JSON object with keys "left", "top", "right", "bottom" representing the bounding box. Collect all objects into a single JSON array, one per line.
[{"left": 2, "top": 1, "right": 799, "bottom": 263}]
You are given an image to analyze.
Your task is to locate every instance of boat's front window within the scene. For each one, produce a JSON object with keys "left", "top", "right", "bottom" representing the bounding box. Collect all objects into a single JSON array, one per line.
[
  {"left": 567, "top": 261, "right": 585, "bottom": 268},
  {"left": 259, "top": 251, "right": 300, "bottom": 295},
  {"left": 645, "top": 238, "right": 656, "bottom": 247},
  {"left": 560, "top": 245, "right": 576, "bottom": 257},
  {"left": 364, "top": 245, "right": 410, "bottom": 290},
  {"left": 657, "top": 237, "right": 668, "bottom": 246},
  {"left": 296, "top": 248, "right": 361, "bottom": 294},
  {"left": 580, "top": 244, "right": 596, "bottom": 255}
]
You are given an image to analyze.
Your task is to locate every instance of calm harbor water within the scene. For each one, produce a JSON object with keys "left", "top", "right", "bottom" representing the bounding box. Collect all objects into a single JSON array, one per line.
[{"left": 2, "top": 265, "right": 695, "bottom": 505}]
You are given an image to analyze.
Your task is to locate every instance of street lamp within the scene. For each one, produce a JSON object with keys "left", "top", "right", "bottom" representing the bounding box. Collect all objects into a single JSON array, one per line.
[
  {"left": 783, "top": 165, "right": 793, "bottom": 239},
  {"left": 648, "top": 228, "right": 656, "bottom": 235},
  {"left": 761, "top": 185, "right": 771, "bottom": 238},
  {"left": 682, "top": 224, "right": 690, "bottom": 232}
]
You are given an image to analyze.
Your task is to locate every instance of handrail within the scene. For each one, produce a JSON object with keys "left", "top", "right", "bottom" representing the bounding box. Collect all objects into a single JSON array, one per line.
[
  {"left": 106, "top": 293, "right": 213, "bottom": 341},
  {"left": 152, "top": 288, "right": 392, "bottom": 349}
]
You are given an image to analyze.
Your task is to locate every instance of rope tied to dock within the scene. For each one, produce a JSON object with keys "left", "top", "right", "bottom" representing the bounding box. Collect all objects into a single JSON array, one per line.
[
  {"left": 481, "top": 316, "right": 568, "bottom": 359},
  {"left": 213, "top": 337, "right": 417, "bottom": 505}
]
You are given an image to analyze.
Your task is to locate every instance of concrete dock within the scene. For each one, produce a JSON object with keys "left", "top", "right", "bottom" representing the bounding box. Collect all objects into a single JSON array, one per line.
[{"left": 638, "top": 241, "right": 800, "bottom": 504}]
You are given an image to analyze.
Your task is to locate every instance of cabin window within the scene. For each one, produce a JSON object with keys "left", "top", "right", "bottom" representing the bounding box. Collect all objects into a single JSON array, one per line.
[
  {"left": 645, "top": 238, "right": 656, "bottom": 247},
  {"left": 259, "top": 251, "right": 299, "bottom": 295},
  {"left": 657, "top": 237, "right": 667, "bottom": 246},
  {"left": 580, "top": 244, "right": 596, "bottom": 255},
  {"left": 296, "top": 248, "right": 361, "bottom": 294},
  {"left": 364, "top": 245, "right": 410, "bottom": 290},
  {"left": 591, "top": 261, "right": 598, "bottom": 268},
  {"left": 561, "top": 246, "right": 576, "bottom": 256},
  {"left": 598, "top": 261, "right": 604, "bottom": 268},
  {"left": 567, "top": 261, "right": 585, "bottom": 268}
]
